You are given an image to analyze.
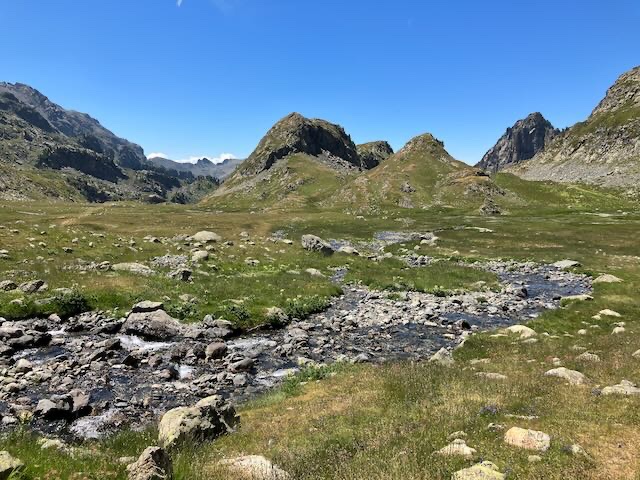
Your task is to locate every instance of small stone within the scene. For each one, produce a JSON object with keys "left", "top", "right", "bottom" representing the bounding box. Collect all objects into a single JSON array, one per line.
[
  {"left": 598, "top": 309, "right": 621, "bottom": 317},
  {"left": 0, "top": 451, "right": 24, "bottom": 479},
  {"left": 452, "top": 461, "right": 505, "bottom": 480},
  {"left": 219, "top": 455, "right": 290, "bottom": 480},
  {"left": 528, "top": 455, "right": 542, "bottom": 463},
  {"left": 612, "top": 326, "right": 626, "bottom": 334},
  {"left": 429, "top": 347, "right": 454, "bottom": 366},
  {"left": 576, "top": 352, "right": 601, "bottom": 362},
  {"left": 505, "top": 325, "right": 537, "bottom": 339},
  {"left": 436, "top": 438, "right": 476, "bottom": 458},
  {"left": 593, "top": 274, "right": 623, "bottom": 284},
  {"left": 553, "top": 260, "right": 581, "bottom": 270},
  {"left": 126, "top": 446, "right": 172, "bottom": 480},
  {"left": 190, "top": 231, "right": 221, "bottom": 243}
]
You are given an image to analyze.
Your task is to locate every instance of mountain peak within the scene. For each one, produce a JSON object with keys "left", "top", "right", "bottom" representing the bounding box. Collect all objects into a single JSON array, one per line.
[
  {"left": 234, "top": 112, "right": 360, "bottom": 177},
  {"left": 591, "top": 65, "right": 640, "bottom": 116},
  {"left": 477, "top": 113, "right": 558, "bottom": 173}
]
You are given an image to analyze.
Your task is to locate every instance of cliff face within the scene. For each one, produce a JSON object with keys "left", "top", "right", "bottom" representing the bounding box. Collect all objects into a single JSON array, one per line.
[
  {"left": 508, "top": 66, "right": 640, "bottom": 188},
  {"left": 477, "top": 112, "right": 559, "bottom": 173}
]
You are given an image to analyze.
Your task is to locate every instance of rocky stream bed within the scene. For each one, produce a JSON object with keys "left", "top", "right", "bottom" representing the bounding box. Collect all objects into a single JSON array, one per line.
[{"left": 0, "top": 259, "right": 590, "bottom": 441}]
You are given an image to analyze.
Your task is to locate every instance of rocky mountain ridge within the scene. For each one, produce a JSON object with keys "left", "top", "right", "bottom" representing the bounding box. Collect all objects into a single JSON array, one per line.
[
  {"left": 147, "top": 156, "right": 242, "bottom": 180},
  {"left": 508, "top": 65, "right": 640, "bottom": 188},
  {"left": 477, "top": 112, "right": 559, "bottom": 173},
  {"left": 0, "top": 83, "right": 219, "bottom": 202}
]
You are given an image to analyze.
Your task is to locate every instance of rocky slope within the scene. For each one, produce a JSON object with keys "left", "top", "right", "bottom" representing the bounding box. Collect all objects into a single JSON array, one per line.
[
  {"left": 0, "top": 82, "right": 218, "bottom": 202},
  {"left": 356, "top": 141, "right": 394, "bottom": 169},
  {"left": 477, "top": 112, "right": 559, "bottom": 173},
  {"left": 508, "top": 65, "right": 640, "bottom": 188},
  {"left": 147, "top": 156, "right": 242, "bottom": 180},
  {"left": 208, "top": 113, "right": 372, "bottom": 209},
  {"left": 0, "top": 83, "right": 147, "bottom": 169},
  {"left": 335, "top": 133, "right": 506, "bottom": 213}
]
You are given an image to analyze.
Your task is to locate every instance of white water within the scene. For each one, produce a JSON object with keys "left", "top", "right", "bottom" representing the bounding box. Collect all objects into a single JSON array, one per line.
[{"left": 118, "top": 334, "right": 172, "bottom": 352}]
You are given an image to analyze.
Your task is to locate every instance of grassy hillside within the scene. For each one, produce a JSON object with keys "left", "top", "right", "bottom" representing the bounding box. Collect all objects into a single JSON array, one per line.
[{"left": 1, "top": 199, "right": 639, "bottom": 479}]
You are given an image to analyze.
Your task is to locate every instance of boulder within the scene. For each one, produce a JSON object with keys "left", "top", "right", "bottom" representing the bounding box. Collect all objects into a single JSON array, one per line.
[
  {"left": 0, "top": 451, "right": 24, "bottom": 480},
  {"left": 158, "top": 396, "right": 238, "bottom": 449},
  {"left": 126, "top": 446, "right": 172, "bottom": 480},
  {"left": 504, "top": 427, "right": 550, "bottom": 451},
  {"left": 429, "top": 347, "right": 454, "bottom": 366},
  {"left": 301, "top": 235, "right": 333, "bottom": 254},
  {"left": 191, "top": 250, "right": 209, "bottom": 262},
  {"left": 190, "top": 231, "right": 221, "bottom": 243},
  {"left": 436, "top": 438, "right": 476, "bottom": 458},
  {"left": 18, "top": 279, "right": 46, "bottom": 294},
  {"left": 602, "top": 380, "right": 640, "bottom": 396},
  {"left": 505, "top": 325, "right": 537, "bottom": 339},
  {"left": 544, "top": 367, "right": 588, "bottom": 385},
  {"left": 219, "top": 455, "right": 290, "bottom": 480},
  {"left": 112, "top": 263, "right": 155, "bottom": 276},
  {"left": 575, "top": 352, "right": 601, "bottom": 363},
  {"left": 452, "top": 461, "right": 505, "bottom": 480},
  {"left": 123, "top": 310, "right": 184, "bottom": 340},
  {"left": 35, "top": 396, "right": 73, "bottom": 420},
  {"left": 0, "top": 281, "right": 17, "bottom": 291},
  {"left": 553, "top": 260, "right": 581, "bottom": 270},
  {"left": 205, "top": 342, "right": 228, "bottom": 360},
  {"left": 593, "top": 274, "right": 623, "bottom": 284}
]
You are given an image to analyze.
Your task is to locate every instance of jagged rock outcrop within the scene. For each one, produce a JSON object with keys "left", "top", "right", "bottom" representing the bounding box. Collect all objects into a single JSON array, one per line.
[
  {"left": 233, "top": 112, "right": 361, "bottom": 177},
  {"left": 356, "top": 141, "right": 393, "bottom": 169},
  {"left": 508, "top": 65, "right": 640, "bottom": 188},
  {"left": 477, "top": 112, "right": 559, "bottom": 173}
]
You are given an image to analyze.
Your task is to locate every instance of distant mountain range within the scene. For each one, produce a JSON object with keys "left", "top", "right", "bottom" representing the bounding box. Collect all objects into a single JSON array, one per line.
[
  {"left": 1, "top": 64, "right": 639, "bottom": 204},
  {"left": 146, "top": 155, "right": 242, "bottom": 180}
]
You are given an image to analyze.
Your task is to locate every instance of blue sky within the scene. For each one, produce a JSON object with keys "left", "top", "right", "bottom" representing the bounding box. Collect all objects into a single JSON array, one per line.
[{"left": 1, "top": 0, "right": 638, "bottom": 164}]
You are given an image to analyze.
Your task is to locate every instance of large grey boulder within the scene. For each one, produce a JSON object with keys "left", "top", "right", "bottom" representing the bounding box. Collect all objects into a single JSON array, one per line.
[
  {"left": 0, "top": 451, "right": 24, "bottom": 480},
  {"left": 301, "top": 235, "right": 333, "bottom": 254},
  {"left": 123, "top": 310, "right": 184, "bottom": 340},
  {"left": 126, "top": 446, "right": 172, "bottom": 480},
  {"left": 158, "top": 396, "right": 238, "bottom": 449}
]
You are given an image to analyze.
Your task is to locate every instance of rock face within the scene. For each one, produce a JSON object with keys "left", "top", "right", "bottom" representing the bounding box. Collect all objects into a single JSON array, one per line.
[
  {"left": 356, "top": 141, "right": 394, "bottom": 169},
  {"left": 157, "top": 396, "right": 239, "bottom": 449},
  {"left": 508, "top": 65, "right": 640, "bottom": 188},
  {"left": 477, "top": 112, "right": 559, "bottom": 173},
  {"left": 147, "top": 155, "right": 242, "bottom": 180},
  {"left": 233, "top": 112, "right": 362, "bottom": 177},
  {"left": 126, "top": 446, "right": 172, "bottom": 480}
]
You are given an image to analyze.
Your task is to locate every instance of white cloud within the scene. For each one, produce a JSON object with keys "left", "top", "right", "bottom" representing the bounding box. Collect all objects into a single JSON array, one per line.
[
  {"left": 147, "top": 152, "right": 169, "bottom": 159},
  {"left": 177, "top": 0, "right": 183, "bottom": 6}
]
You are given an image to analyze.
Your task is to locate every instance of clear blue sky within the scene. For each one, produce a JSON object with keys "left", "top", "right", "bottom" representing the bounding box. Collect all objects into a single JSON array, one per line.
[{"left": 1, "top": 0, "right": 638, "bottom": 164}]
